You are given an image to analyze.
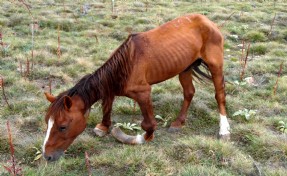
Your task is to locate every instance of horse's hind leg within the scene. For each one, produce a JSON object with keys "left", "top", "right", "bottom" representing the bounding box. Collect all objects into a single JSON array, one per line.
[
  {"left": 203, "top": 45, "right": 230, "bottom": 139},
  {"left": 169, "top": 70, "right": 195, "bottom": 132}
]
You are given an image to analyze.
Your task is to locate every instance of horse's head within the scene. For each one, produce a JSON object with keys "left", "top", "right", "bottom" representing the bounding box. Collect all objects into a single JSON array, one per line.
[{"left": 43, "top": 92, "right": 87, "bottom": 161}]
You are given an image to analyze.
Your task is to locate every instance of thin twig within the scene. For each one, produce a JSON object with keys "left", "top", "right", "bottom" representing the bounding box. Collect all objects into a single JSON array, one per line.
[
  {"left": 0, "top": 77, "right": 12, "bottom": 109},
  {"left": 111, "top": 0, "right": 115, "bottom": 14},
  {"left": 0, "top": 32, "right": 3, "bottom": 46},
  {"left": 31, "top": 21, "right": 34, "bottom": 70},
  {"left": 25, "top": 58, "right": 30, "bottom": 78},
  {"left": 273, "top": 62, "right": 283, "bottom": 95},
  {"left": 18, "top": 0, "right": 35, "bottom": 72},
  {"left": 240, "top": 39, "right": 245, "bottom": 67},
  {"left": 63, "top": 0, "right": 67, "bottom": 18},
  {"left": 49, "top": 78, "right": 52, "bottom": 94},
  {"left": 0, "top": 32, "right": 4, "bottom": 56},
  {"left": 7, "top": 121, "right": 16, "bottom": 176},
  {"left": 57, "top": 25, "right": 61, "bottom": 59},
  {"left": 2, "top": 121, "right": 22, "bottom": 175},
  {"left": 219, "top": 11, "right": 235, "bottom": 28},
  {"left": 18, "top": 0, "right": 33, "bottom": 18},
  {"left": 85, "top": 152, "right": 92, "bottom": 176},
  {"left": 267, "top": 13, "right": 276, "bottom": 38},
  {"left": 240, "top": 43, "right": 251, "bottom": 81},
  {"left": 19, "top": 61, "right": 23, "bottom": 77}
]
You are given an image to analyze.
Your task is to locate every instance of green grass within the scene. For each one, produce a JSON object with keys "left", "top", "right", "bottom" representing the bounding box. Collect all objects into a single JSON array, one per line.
[{"left": 1, "top": 0, "right": 287, "bottom": 175}]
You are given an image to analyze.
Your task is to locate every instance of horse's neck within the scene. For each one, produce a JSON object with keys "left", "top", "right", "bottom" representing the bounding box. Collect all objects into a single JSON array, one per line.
[{"left": 80, "top": 38, "right": 133, "bottom": 107}]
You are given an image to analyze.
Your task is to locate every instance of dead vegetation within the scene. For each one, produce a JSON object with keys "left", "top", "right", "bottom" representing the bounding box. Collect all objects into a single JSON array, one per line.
[{"left": 0, "top": 0, "right": 286, "bottom": 175}]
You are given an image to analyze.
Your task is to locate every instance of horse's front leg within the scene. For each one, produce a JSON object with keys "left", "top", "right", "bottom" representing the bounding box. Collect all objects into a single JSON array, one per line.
[
  {"left": 134, "top": 91, "right": 157, "bottom": 141},
  {"left": 94, "top": 96, "right": 115, "bottom": 137},
  {"left": 112, "top": 86, "right": 157, "bottom": 144}
]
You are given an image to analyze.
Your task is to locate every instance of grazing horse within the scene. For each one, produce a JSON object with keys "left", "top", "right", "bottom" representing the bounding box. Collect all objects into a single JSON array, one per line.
[{"left": 43, "top": 14, "right": 230, "bottom": 161}]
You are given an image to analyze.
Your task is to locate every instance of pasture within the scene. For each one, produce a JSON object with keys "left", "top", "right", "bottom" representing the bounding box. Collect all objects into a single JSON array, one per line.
[{"left": 0, "top": 0, "right": 287, "bottom": 175}]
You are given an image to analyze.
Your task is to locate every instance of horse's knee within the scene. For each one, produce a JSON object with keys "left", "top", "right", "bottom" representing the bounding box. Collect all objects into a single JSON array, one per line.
[{"left": 184, "top": 89, "right": 195, "bottom": 101}]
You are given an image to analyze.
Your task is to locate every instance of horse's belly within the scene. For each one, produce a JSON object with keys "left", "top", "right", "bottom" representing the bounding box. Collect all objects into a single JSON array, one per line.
[{"left": 146, "top": 55, "right": 197, "bottom": 85}]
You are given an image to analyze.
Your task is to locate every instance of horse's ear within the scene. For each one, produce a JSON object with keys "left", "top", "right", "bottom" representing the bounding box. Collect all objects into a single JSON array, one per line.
[
  {"left": 63, "top": 96, "right": 73, "bottom": 110},
  {"left": 44, "top": 92, "right": 56, "bottom": 103}
]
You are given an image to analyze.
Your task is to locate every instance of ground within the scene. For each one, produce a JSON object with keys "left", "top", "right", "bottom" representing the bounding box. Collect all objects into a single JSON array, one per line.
[{"left": 0, "top": 0, "right": 287, "bottom": 175}]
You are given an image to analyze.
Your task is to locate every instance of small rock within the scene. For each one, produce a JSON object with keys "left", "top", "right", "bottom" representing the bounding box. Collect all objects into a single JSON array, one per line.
[
  {"left": 244, "top": 76, "right": 257, "bottom": 86},
  {"left": 134, "top": 2, "right": 145, "bottom": 7}
]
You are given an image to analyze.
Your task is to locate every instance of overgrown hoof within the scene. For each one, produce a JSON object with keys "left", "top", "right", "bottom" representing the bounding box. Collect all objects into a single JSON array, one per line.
[
  {"left": 218, "top": 133, "right": 231, "bottom": 141},
  {"left": 93, "top": 127, "right": 108, "bottom": 137},
  {"left": 168, "top": 126, "right": 182, "bottom": 133},
  {"left": 111, "top": 127, "right": 145, "bottom": 144}
]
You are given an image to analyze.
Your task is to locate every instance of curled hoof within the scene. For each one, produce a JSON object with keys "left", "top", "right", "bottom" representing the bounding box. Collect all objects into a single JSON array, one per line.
[
  {"left": 111, "top": 127, "right": 145, "bottom": 145},
  {"left": 93, "top": 123, "right": 109, "bottom": 137},
  {"left": 168, "top": 126, "right": 182, "bottom": 133},
  {"left": 218, "top": 133, "right": 231, "bottom": 141}
]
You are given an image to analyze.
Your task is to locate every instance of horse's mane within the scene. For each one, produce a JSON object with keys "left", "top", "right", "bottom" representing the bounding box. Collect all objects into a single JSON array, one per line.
[{"left": 45, "top": 34, "right": 136, "bottom": 120}]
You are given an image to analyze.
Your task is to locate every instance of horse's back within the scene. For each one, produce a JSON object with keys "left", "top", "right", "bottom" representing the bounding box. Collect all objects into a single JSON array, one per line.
[
  {"left": 126, "top": 14, "right": 223, "bottom": 86},
  {"left": 145, "top": 14, "right": 222, "bottom": 44}
]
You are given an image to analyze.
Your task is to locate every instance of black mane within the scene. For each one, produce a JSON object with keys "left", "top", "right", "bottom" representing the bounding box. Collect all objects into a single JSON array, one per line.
[{"left": 46, "top": 34, "right": 135, "bottom": 119}]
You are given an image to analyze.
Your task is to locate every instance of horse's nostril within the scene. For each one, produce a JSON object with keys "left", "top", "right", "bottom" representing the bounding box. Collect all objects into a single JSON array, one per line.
[{"left": 44, "top": 153, "right": 53, "bottom": 161}]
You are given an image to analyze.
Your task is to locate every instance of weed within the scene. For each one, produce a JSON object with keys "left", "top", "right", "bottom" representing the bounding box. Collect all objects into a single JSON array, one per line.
[
  {"left": 1, "top": 1, "right": 287, "bottom": 175},
  {"left": 244, "top": 31, "right": 267, "bottom": 42},
  {"left": 273, "top": 62, "right": 283, "bottom": 95},
  {"left": 218, "top": 12, "right": 236, "bottom": 28},
  {"left": 250, "top": 43, "right": 268, "bottom": 55},
  {"left": 85, "top": 152, "right": 92, "bottom": 176},
  {"left": 270, "top": 49, "right": 287, "bottom": 57},
  {"left": 232, "top": 109, "right": 257, "bottom": 121},
  {"left": 31, "top": 147, "right": 42, "bottom": 163},
  {"left": 267, "top": 13, "right": 276, "bottom": 38},
  {"left": 240, "top": 42, "right": 251, "bottom": 81},
  {"left": 114, "top": 122, "right": 141, "bottom": 131},
  {"left": 2, "top": 121, "right": 22, "bottom": 176},
  {"left": 155, "top": 115, "right": 172, "bottom": 127},
  {"left": 233, "top": 80, "right": 247, "bottom": 86},
  {"left": 281, "top": 30, "right": 287, "bottom": 41},
  {"left": 57, "top": 25, "right": 61, "bottom": 59},
  {"left": 0, "top": 76, "right": 12, "bottom": 109},
  {"left": 277, "top": 121, "right": 287, "bottom": 134}
]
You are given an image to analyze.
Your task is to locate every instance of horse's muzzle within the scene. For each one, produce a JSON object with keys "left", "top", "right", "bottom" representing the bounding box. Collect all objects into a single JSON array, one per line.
[{"left": 43, "top": 150, "right": 64, "bottom": 162}]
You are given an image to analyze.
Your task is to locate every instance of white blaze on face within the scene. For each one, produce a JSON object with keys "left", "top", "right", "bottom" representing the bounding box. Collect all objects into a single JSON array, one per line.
[
  {"left": 43, "top": 117, "right": 55, "bottom": 153},
  {"left": 219, "top": 114, "right": 230, "bottom": 135}
]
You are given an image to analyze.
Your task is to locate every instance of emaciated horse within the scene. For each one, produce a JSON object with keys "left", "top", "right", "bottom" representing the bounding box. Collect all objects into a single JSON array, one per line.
[{"left": 43, "top": 14, "right": 230, "bottom": 161}]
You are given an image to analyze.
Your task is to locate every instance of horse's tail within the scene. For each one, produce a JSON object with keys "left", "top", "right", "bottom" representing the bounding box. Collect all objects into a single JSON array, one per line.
[{"left": 189, "top": 58, "right": 212, "bottom": 83}]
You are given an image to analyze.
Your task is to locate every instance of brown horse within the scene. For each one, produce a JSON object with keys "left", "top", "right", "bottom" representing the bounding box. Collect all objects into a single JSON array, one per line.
[{"left": 43, "top": 14, "right": 230, "bottom": 161}]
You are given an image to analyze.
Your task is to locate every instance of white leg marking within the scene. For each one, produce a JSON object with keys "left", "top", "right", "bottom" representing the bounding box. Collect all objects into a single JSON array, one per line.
[
  {"left": 135, "top": 134, "right": 145, "bottom": 144},
  {"left": 43, "top": 117, "right": 54, "bottom": 153},
  {"left": 219, "top": 114, "right": 230, "bottom": 135}
]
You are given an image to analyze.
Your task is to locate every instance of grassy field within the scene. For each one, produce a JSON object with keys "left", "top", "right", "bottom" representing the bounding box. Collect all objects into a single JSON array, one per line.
[{"left": 0, "top": 0, "right": 287, "bottom": 175}]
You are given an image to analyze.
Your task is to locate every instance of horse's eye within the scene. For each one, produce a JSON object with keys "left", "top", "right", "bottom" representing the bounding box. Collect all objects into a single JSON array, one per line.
[{"left": 59, "top": 126, "right": 67, "bottom": 132}]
